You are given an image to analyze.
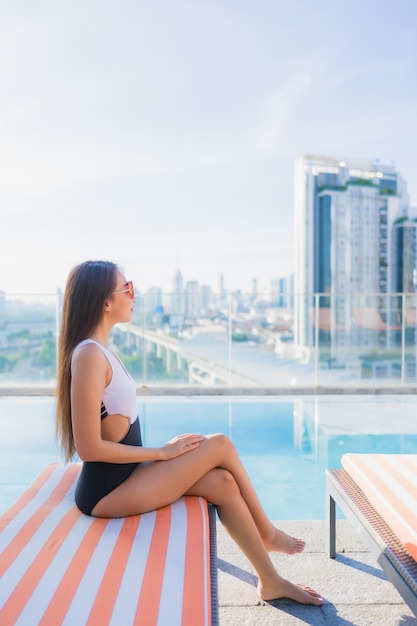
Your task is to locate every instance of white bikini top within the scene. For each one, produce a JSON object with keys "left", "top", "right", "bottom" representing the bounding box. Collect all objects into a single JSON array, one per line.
[{"left": 71, "top": 339, "right": 137, "bottom": 424}]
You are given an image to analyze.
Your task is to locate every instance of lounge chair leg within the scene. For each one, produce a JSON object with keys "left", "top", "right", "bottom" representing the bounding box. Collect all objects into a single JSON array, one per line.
[{"left": 326, "top": 488, "right": 336, "bottom": 558}]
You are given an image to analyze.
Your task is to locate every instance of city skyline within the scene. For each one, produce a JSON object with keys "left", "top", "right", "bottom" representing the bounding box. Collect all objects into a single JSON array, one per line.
[
  {"left": 1, "top": 1, "right": 417, "bottom": 295},
  {"left": 0, "top": 264, "right": 294, "bottom": 298}
]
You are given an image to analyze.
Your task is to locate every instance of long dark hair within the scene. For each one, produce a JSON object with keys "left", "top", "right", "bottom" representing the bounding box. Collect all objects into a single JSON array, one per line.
[{"left": 56, "top": 260, "right": 118, "bottom": 460}]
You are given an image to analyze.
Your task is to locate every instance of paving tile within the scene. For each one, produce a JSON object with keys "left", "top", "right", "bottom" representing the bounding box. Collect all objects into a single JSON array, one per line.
[
  {"left": 321, "top": 603, "right": 417, "bottom": 625},
  {"left": 219, "top": 604, "right": 327, "bottom": 625},
  {"left": 216, "top": 520, "right": 416, "bottom": 625}
]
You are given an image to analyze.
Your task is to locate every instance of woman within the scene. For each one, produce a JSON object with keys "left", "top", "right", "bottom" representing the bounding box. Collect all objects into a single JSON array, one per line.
[{"left": 56, "top": 260, "right": 323, "bottom": 606}]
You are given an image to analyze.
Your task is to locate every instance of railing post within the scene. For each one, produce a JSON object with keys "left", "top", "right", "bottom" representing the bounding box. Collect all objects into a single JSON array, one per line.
[
  {"left": 142, "top": 297, "right": 147, "bottom": 386},
  {"left": 314, "top": 293, "right": 319, "bottom": 387},
  {"left": 55, "top": 289, "right": 60, "bottom": 378},
  {"left": 401, "top": 293, "right": 406, "bottom": 385},
  {"left": 228, "top": 292, "right": 232, "bottom": 374}
]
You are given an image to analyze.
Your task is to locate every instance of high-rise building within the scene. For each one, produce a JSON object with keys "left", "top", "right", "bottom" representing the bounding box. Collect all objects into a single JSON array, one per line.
[
  {"left": 200, "top": 284, "right": 212, "bottom": 315},
  {"left": 170, "top": 268, "right": 185, "bottom": 316},
  {"left": 216, "top": 272, "right": 227, "bottom": 308},
  {"left": 391, "top": 218, "right": 417, "bottom": 293},
  {"left": 185, "top": 280, "right": 200, "bottom": 319},
  {"left": 294, "top": 155, "right": 409, "bottom": 357},
  {"left": 271, "top": 274, "right": 294, "bottom": 308},
  {"left": 145, "top": 286, "right": 163, "bottom": 313}
]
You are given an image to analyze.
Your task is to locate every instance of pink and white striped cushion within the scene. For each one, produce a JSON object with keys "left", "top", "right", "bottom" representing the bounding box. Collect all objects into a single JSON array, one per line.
[
  {"left": 0, "top": 463, "right": 213, "bottom": 626},
  {"left": 342, "top": 454, "right": 417, "bottom": 560}
]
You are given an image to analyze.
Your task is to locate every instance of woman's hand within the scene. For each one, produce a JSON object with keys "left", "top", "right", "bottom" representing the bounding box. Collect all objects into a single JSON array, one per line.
[{"left": 159, "top": 434, "right": 205, "bottom": 461}]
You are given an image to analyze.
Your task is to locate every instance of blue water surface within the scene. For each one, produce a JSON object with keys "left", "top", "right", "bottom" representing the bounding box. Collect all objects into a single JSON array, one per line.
[{"left": 1, "top": 396, "right": 416, "bottom": 519}]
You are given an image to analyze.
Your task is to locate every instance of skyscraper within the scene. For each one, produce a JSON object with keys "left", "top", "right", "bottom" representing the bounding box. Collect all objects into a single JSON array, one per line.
[
  {"left": 185, "top": 280, "right": 200, "bottom": 319},
  {"left": 294, "top": 155, "right": 409, "bottom": 356},
  {"left": 144, "top": 286, "right": 163, "bottom": 314},
  {"left": 170, "top": 268, "right": 185, "bottom": 316},
  {"left": 391, "top": 218, "right": 417, "bottom": 294}
]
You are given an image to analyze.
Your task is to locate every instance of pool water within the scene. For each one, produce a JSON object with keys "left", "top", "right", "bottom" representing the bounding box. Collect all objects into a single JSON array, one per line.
[{"left": 1, "top": 396, "right": 416, "bottom": 519}]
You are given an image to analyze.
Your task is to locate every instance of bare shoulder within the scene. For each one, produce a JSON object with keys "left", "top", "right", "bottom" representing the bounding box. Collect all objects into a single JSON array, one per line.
[{"left": 72, "top": 341, "right": 108, "bottom": 374}]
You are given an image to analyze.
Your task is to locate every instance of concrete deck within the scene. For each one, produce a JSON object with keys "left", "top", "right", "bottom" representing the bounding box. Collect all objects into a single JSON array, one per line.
[{"left": 217, "top": 520, "right": 417, "bottom": 625}]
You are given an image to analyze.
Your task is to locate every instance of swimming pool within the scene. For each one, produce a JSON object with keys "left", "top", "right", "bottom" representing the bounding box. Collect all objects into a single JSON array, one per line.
[{"left": 1, "top": 395, "right": 416, "bottom": 519}]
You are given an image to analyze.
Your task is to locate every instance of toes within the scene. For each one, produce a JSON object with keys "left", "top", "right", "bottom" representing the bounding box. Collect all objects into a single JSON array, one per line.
[{"left": 298, "top": 585, "right": 324, "bottom": 603}]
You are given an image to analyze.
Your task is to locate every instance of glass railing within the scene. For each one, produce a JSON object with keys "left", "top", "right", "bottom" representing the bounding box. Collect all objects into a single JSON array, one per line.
[
  {"left": 0, "top": 290, "right": 416, "bottom": 390},
  {"left": 0, "top": 292, "right": 59, "bottom": 387}
]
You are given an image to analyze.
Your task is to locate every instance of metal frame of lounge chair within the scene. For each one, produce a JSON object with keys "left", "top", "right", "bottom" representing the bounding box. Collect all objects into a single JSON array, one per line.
[
  {"left": 326, "top": 468, "right": 417, "bottom": 616},
  {"left": 208, "top": 503, "right": 219, "bottom": 625}
]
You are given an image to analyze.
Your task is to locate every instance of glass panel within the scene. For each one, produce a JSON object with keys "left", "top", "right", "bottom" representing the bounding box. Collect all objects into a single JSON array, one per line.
[
  {"left": 404, "top": 293, "right": 417, "bottom": 384},
  {"left": 348, "top": 292, "right": 402, "bottom": 386},
  {"left": 0, "top": 290, "right": 416, "bottom": 390},
  {"left": 113, "top": 292, "right": 191, "bottom": 386},
  {"left": 0, "top": 292, "right": 58, "bottom": 385},
  {"left": 244, "top": 291, "right": 316, "bottom": 388}
]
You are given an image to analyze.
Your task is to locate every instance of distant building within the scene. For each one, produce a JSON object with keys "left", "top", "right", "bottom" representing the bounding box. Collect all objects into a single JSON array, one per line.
[
  {"left": 271, "top": 274, "right": 294, "bottom": 308},
  {"left": 391, "top": 218, "right": 417, "bottom": 293},
  {"left": 145, "top": 286, "right": 162, "bottom": 313},
  {"left": 294, "top": 155, "right": 409, "bottom": 357},
  {"left": 200, "top": 284, "right": 212, "bottom": 315},
  {"left": 390, "top": 217, "right": 417, "bottom": 335},
  {"left": 216, "top": 272, "right": 227, "bottom": 308},
  {"left": 185, "top": 280, "right": 200, "bottom": 319},
  {"left": 170, "top": 268, "right": 185, "bottom": 316}
]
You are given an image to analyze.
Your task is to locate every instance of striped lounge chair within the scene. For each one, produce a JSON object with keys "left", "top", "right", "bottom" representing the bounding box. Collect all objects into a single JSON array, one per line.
[
  {"left": 0, "top": 463, "right": 218, "bottom": 626},
  {"left": 326, "top": 453, "right": 417, "bottom": 616}
]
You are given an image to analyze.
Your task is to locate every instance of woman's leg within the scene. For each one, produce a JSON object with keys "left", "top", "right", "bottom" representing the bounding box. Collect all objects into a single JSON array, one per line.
[
  {"left": 94, "top": 434, "right": 302, "bottom": 553},
  {"left": 92, "top": 434, "right": 322, "bottom": 605},
  {"left": 199, "top": 435, "right": 305, "bottom": 555},
  {"left": 185, "top": 468, "right": 322, "bottom": 604}
]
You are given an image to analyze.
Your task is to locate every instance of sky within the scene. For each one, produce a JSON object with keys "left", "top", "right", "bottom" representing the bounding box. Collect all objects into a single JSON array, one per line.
[{"left": 1, "top": 0, "right": 417, "bottom": 295}]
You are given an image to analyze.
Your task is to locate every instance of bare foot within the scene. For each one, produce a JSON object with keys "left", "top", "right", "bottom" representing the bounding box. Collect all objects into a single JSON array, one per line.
[
  {"left": 263, "top": 527, "right": 305, "bottom": 555},
  {"left": 257, "top": 577, "right": 323, "bottom": 606}
]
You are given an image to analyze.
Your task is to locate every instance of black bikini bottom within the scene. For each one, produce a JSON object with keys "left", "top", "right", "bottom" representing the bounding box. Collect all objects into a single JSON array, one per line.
[{"left": 75, "top": 417, "right": 143, "bottom": 516}]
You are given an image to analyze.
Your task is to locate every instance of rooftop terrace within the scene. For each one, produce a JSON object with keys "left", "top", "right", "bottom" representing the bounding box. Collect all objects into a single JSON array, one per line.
[{"left": 217, "top": 520, "right": 416, "bottom": 625}]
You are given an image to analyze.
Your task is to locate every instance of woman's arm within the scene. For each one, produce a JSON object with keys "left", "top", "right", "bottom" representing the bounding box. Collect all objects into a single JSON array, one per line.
[{"left": 71, "top": 343, "right": 202, "bottom": 463}]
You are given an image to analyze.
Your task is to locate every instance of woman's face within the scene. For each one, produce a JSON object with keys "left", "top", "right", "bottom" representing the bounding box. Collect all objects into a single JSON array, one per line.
[{"left": 109, "top": 271, "right": 135, "bottom": 323}]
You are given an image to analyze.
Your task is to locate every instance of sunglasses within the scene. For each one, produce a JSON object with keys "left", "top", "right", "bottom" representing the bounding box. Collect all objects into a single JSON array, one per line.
[{"left": 112, "top": 280, "right": 135, "bottom": 299}]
